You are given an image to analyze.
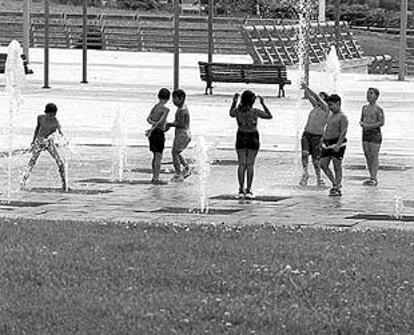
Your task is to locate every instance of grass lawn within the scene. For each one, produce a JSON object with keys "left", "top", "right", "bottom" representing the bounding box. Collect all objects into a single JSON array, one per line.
[
  {"left": 0, "top": 217, "right": 413, "bottom": 334},
  {"left": 352, "top": 30, "right": 401, "bottom": 58}
]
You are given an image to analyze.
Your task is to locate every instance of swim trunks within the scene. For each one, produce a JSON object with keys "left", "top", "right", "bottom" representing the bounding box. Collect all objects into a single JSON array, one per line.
[
  {"left": 320, "top": 137, "right": 347, "bottom": 160},
  {"left": 172, "top": 130, "right": 191, "bottom": 153},
  {"left": 301, "top": 131, "right": 322, "bottom": 159},
  {"left": 362, "top": 128, "right": 382, "bottom": 144},
  {"left": 236, "top": 130, "right": 260, "bottom": 150},
  {"left": 149, "top": 128, "right": 165, "bottom": 153}
]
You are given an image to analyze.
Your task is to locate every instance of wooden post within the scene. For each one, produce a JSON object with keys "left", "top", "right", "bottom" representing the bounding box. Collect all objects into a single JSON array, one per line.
[
  {"left": 399, "top": 0, "right": 408, "bottom": 81},
  {"left": 81, "top": 0, "right": 88, "bottom": 84},
  {"left": 334, "top": 0, "right": 340, "bottom": 52},
  {"left": 173, "top": 0, "right": 180, "bottom": 90},
  {"left": 43, "top": 0, "right": 50, "bottom": 89},
  {"left": 319, "top": 0, "right": 326, "bottom": 23},
  {"left": 304, "top": 0, "right": 311, "bottom": 88},
  {"left": 23, "top": 0, "right": 31, "bottom": 61},
  {"left": 207, "top": 0, "right": 213, "bottom": 64}
]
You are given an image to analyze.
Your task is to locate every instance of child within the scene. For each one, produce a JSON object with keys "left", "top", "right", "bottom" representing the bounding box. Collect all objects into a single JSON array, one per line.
[
  {"left": 166, "top": 89, "right": 191, "bottom": 182},
  {"left": 360, "top": 87, "right": 384, "bottom": 186},
  {"left": 299, "top": 83, "right": 330, "bottom": 187},
  {"left": 21, "top": 103, "right": 67, "bottom": 190},
  {"left": 146, "top": 88, "right": 170, "bottom": 185},
  {"left": 319, "top": 94, "right": 348, "bottom": 197},
  {"left": 229, "top": 90, "right": 272, "bottom": 199}
]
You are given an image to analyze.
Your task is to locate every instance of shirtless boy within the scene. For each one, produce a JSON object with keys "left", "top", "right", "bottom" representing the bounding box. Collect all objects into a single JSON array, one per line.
[
  {"left": 21, "top": 103, "right": 67, "bottom": 191},
  {"left": 319, "top": 94, "right": 349, "bottom": 196},
  {"left": 146, "top": 88, "right": 170, "bottom": 185},
  {"left": 360, "top": 87, "right": 384, "bottom": 186},
  {"left": 166, "top": 89, "right": 191, "bottom": 182},
  {"left": 299, "top": 84, "right": 329, "bottom": 186}
]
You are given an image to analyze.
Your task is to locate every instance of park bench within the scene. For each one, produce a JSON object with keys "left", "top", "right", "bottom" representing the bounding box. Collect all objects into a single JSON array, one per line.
[
  {"left": 198, "top": 61, "right": 291, "bottom": 97},
  {"left": 0, "top": 53, "right": 33, "bottom": 75}
]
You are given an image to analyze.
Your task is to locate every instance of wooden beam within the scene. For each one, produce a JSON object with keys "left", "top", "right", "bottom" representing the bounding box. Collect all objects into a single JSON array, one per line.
[{"left": 399, "top": 0, "right": 408, "bottom": 81}]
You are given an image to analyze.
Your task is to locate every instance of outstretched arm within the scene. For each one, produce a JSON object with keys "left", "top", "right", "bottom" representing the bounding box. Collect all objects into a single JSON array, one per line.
[
  {"left": 229, "top": 93, "right": 239, "bottom": 117},
  {"left": 302, "top": 83, "right": 328, "bottom": 112},
  {"left": 257, "top": 96, "right": 272, "bottom": 119}
]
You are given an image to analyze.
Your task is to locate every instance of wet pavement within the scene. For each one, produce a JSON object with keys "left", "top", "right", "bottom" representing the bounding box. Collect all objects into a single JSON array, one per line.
[{"left": 0, "top": 48, "right": 413, "bottom": 230}]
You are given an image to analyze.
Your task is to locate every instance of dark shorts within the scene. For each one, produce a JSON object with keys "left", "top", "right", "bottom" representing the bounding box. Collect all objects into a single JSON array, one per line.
[
  {"left": 149, "top": 128, "right": 165, "bottom": 153},
  {"left": 301, "top": 131, "right": 322, "bottom": 159},
  {"left": 320, "top": 137, "right": 347, "bottom": 161},
  {"left": 362, "top": 129, "right": 382, "bottom": 144},
  {"left": 236, "top": 130, "right": 260, "bottom": 150}
]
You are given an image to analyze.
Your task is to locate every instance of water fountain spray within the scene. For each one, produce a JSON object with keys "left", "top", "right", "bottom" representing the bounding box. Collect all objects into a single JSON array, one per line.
[
  {"left": 326, "top": 45, "right": 341, "bottom": 93},
  {"left": 5, "top": 40, "right": 26, "bottom": 200},
  {"left": 111, "top": 110, "right": 128, "bottom": 181},
  {"left": 195, "top": 137, "right": 211, "bottom": 214}
]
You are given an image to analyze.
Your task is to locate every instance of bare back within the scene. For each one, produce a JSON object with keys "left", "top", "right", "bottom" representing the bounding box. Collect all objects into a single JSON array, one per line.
[
  {"left": 147, "top": 103, "right": 169, "bottom": 130},
  {"left": 305, "top": 105, "right": 329, "bottom": 135}
]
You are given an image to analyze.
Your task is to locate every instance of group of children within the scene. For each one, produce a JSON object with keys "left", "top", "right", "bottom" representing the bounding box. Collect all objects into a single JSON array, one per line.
[
  {"left": 299, "top": 85, "right": 384, "bottom": 196},
  {"left": 20, "top": 85, "right": 384, "bottom": 199}
]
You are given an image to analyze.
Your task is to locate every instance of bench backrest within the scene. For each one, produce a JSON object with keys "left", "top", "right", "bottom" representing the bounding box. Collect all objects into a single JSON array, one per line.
[
  {"left": 198, "top": 61, "right": 288, "bottom": 83},
  {"left": 0, "top": 53, "right": 33, "bottom": 74}
]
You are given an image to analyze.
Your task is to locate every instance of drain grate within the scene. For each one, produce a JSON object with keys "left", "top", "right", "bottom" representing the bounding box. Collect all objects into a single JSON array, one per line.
[
  {"left": 346, "top": 214, "right": 414, "bottom": 222},
  {"left": 78, "top": 178, "right": 151, "bottom": 185},
  {"left": 211, "top": 159, "right": 239, "bottom": 166},
  {"left": 128, "top": 168, "right": 174, "bottom": 174},
  {"left": 0, "top": 200, "right": 51, "bottom": 207},
  {"left": 28, "top": 187, "right": 113, "bottom": 195},
  {"left": 345, "top": 164, "right": 412, "bottom": 171},
  {"left": 210, "top": 195, "right": 290, "bottom": 202},
  {"left": 134, "top": 207, "right": 242, "bottom": 215}
]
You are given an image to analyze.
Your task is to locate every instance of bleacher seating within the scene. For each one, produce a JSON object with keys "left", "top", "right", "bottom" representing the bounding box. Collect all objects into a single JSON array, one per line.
[{"left": 240, "top": 21, "right": 364, "bottom": 66}]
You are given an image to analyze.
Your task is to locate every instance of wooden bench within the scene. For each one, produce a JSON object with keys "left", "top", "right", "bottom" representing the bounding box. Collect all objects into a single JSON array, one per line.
[
  {"left": 198, "top": 61, "right": 291, "bottom": 97},
  {"left": 0, "top": 53, "right": 33, "bottom": 75}
]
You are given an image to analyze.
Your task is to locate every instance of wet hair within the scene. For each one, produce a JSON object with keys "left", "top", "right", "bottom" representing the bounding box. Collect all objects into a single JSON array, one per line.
[
  {"left": 172, "top": 89, "right": 186, "bottom": 101},
  {"left": 240, "top": 90, "right": 256, "bottom": 108},
  {"left": 158, "top": 88, "right": 171, "bottom": 100},
  {"left": 319, "top": 92, "right": 329, "bottom": 101},
  {"left": 368, "top": 87, "right": 380, "bottom": 97},
  {"left": 44, "top": 103, "right": 57, "bottom": 114},
  {"left": 326, "top": 94, "right": 341, "bottom": 105}
]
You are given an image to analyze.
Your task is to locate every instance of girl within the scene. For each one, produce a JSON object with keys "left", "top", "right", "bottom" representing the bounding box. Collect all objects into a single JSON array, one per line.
[{"left": 229, "top": 90, "right": 272, "bottom": 199}]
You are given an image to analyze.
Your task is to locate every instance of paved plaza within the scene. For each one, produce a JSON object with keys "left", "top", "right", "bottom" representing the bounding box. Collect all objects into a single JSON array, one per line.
[{"left": 0, "top": 47, "right": 413, "bottom": 230}]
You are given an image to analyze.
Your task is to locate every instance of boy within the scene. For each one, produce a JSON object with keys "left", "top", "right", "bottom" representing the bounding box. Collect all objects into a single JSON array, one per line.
[
  {"left": 146, "top": 88, "right": 170, "bottom": 185},
  {"left": 299, "top": 83, "right": 330, "bottom": 187},
  {"left": 360, "top": 87, "right": 384, "bottom": 186},
  {"left": 21, "top": 103, "right": 67, "bottom": 191},
  {"left": 166, "top": 89, "right": 191, "bottom": 182},
  {"left": 319, "top": 94, "right": 348, "bottom": 196}
]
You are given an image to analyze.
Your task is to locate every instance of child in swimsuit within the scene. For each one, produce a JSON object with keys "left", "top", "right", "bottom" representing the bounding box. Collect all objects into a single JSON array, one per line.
[
  {"left": 229, "top": 90, "right": 272, "bottom": 199},
  {"left": 166, "top": 89, "right": 191, "bottom": 182},
  {"left": 21, "top": 103, "right": 67, "bottom": 191},
  {"left": 360, "top": 87, "right": 384, "bottom": 186}
]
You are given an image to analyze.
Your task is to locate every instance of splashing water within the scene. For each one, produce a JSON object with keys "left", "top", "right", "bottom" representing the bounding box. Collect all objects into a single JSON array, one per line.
[
  {"left": 195, "top": 137, "right": 211, "bottom": 214},
  {"left": 48, "top": 132, "right": 80, "bottom": 191},
  {"left": 325, "top": 45, "right": 341, "bottom": 93},
  {"left": 4, "top": 40, "right": 26, "bottom": 200},
  {"left": 291, "top": 0, "right": 310, "bottom": 185},
  {"left": 111, "top": 110, "right": 128, "bottom": 181},
  {"left": 296, "top": 0, "right": 308, "bottom": 86},
  {"left": 392, "top": 195, "right": 404, "bottom": 220}
]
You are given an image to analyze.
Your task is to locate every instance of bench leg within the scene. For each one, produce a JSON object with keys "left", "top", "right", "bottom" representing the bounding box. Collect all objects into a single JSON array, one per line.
[
  {"left": 278, "top": 84, "right": 285, "bottom": 98},
  {"left": 206, "top": 81, "right": 213, "bottom": 95}
]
